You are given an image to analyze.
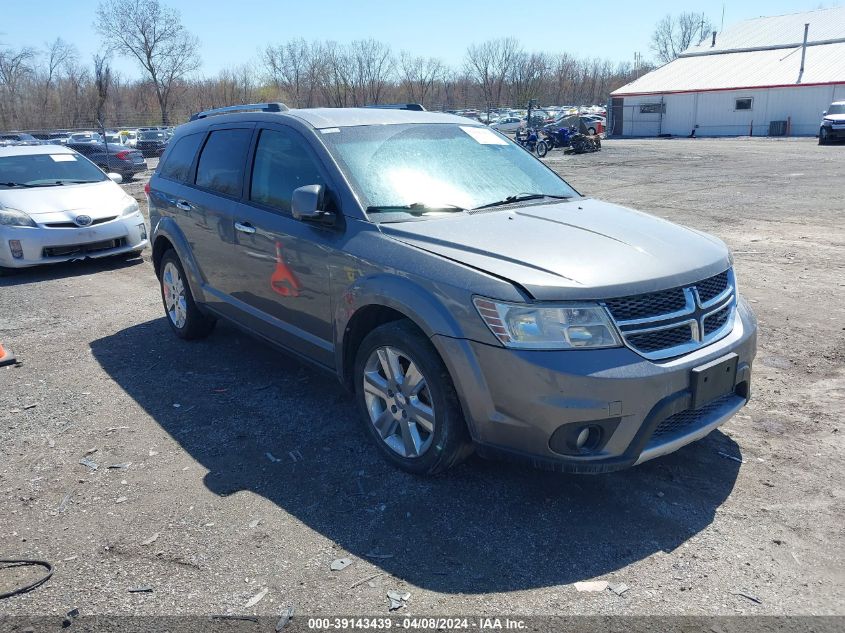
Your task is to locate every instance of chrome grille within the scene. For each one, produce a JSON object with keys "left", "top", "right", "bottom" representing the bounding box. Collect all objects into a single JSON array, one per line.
[
  {"left": 627, "top": 324, "right": 693, "bottom": 352},
  {"left": 604, "top": 288, "right": 686, "bottom": 321},
  {"left": 649, "top": 393, "right": 736, "bottom": 441},
  {"left": 602, "top": 269, "right": 737, "bottom": 360},
  {"left": 696, "top": 271, "right": 729, "bottom": 303},
  {"left": 703, "top": 304, "right": 731, "bottom": 335}
]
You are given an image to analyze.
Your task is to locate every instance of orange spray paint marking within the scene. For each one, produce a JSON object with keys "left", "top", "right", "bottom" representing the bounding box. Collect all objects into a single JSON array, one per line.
[{"left": 270, "top": 241, "right": 301, "bottom": 297}]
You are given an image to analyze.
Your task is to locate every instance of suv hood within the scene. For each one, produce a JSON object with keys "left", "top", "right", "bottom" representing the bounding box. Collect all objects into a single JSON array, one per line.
[
  {"left": 379, "top": 198, "right": 731, "bottom": 300},
  {"left": 824, "top": 113, "right": 845, "bottom": 122}
]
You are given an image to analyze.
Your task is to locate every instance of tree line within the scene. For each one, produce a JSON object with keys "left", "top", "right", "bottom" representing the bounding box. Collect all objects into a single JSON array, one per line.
[{"left": 3, "top": 0, "right": 709, "bottom": 132}]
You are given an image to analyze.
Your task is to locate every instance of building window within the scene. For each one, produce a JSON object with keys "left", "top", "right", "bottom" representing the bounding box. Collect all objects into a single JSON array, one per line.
[
  {"left": 735, "top": 98, "right": 753, "bottom": 111},
  {"left": 639, "top": 103, "right": 665, "bottom": 114}
]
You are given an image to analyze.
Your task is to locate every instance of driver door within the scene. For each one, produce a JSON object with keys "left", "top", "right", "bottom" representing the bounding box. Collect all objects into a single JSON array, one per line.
[{"left": 227, "top": 124, "right": 339, "bottom": 367}]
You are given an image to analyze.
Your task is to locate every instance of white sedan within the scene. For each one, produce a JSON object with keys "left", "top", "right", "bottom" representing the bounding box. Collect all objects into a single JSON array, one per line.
[
  {"left": 0, "top": 145, "right": 148, "bottom": 273},
  {"left": 490, "top": 116, "right": 525, "bottom": 133}
]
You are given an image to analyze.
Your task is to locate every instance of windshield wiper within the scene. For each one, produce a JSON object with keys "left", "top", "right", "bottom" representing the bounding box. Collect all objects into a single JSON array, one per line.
[
  {"left": 367, "top": 202, "right": 467, "bottom": 215},
  {"left": 0, "top": 181, "right": 37, "bottom": 188},
  {"left": 473, "top": 193, "right": 573, "bottom": 210}
]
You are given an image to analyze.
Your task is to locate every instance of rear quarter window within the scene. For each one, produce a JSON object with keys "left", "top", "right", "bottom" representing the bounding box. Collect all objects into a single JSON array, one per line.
[
  {"left": 195, "top": 128, "right": 253, "bottom": 197},
  {"left": 159, "top": 133, "right": 204, "bottom": 183}
]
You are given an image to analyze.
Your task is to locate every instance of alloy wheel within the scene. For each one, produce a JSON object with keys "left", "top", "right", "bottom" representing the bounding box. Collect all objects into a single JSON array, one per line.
[
  {"left": 162, "top": 261, "right": 187, "bottom": 328},
  {"left": 362, "top": 346, "right": 436, "bottom": 458}
]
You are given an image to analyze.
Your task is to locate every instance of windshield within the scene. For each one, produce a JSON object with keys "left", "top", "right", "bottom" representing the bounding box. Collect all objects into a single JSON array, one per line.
[
  {"left": 70, "top": 133, "right": 102, "bottom": 142},
  {"left": 321, "top": 123, "right": 577, "bottom": 220},
  {"left": 827, "top": 104, "right": 845, "bottom": 115},
  {"left": 0, "top": 152, "right": 108, "bottom": 187}
]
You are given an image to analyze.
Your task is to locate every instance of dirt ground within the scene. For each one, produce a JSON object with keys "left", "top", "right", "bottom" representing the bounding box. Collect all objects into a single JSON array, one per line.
[{"left": 1, "top": 138, "right": 843, "bottom": 619}]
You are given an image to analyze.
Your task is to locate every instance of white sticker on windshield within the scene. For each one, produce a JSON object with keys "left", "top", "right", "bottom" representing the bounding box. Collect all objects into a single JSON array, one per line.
[
  {"left": 320, "top": 127, "right": 341, "bottom": 134},
  {"left": 49, "top": 154, "right": 77, "bottom": 162},
  {"left": 460, "top": 126, "right": 508, "bottom": 145}
]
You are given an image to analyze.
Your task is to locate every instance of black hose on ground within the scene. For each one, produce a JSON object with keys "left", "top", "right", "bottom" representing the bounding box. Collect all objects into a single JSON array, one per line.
[{"left": 0, "top": 559, "right": 54, "bottom": 599}]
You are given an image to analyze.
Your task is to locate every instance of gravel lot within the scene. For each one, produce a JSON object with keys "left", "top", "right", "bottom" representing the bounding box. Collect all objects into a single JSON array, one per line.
[{"left": 1, "top": 138, "right": 843, "bottom": 619}]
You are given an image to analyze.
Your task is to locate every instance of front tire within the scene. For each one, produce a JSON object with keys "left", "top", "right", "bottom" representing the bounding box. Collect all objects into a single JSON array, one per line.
[
  {"left": 354, "top": 320, "right": 471, "bottom": 475},
  {"left": 819, "top": 127, "right": 829, "bottom": 145},
  {"left": 158, "top": 249, "right": 215, "bottom": 340},
  {"left": 536, "top": 140, "right": 549, "bottom": 157}
]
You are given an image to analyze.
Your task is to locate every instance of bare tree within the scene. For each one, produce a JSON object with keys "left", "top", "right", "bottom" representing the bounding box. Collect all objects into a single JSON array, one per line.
[
  {"left": 95, "top": 0, "right": 200, "bottom": 124},
  {"left": 93, "top": 53, "right": 112, "bottom": 126},
  {"left": 399, "top": 52, "right": 443, "bottom": 106},
  {"left": 39, "top": 39, "right": 77, "bottom": 126},
  {"left": 465, "top": 38, "right": 520, "bottom": 110},
  {"left": 262, "top": 38, "right": 325, "bottom": 108},
  {"left": 349, "top": 39, "right": 394, "bottom": 105},
  {"left": 0, "top": 45, "right": 36, "bottom": 128},
  {"left": 509, "top": 51, "right": 549, "bottom": 107},
  {"left": 319, "top": 41, "right": 354, "bottom": 107},
  {"left": 651, "top": 12, "right": 713, "bottom": 64}
]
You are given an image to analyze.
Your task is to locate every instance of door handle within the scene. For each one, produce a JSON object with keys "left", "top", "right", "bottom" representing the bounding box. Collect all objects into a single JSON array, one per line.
[
  {"left": 234, "top": 221, "right": 256, "bottom": 235},
  {"left": 175, "top": 200, "right": 192, "bottom": 211}
]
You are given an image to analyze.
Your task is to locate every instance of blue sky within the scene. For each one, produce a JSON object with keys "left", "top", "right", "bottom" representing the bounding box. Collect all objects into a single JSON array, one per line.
[{"left": 1, "top": 0, "right": 838, "bottom": 77}]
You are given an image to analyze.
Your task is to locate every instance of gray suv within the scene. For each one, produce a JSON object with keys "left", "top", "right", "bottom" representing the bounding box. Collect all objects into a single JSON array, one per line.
[{"left": 148, "top": 103, "right": 757, "bottom": 475}]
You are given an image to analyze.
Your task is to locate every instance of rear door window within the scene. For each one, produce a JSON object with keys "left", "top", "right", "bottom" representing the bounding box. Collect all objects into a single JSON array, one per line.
[
  {"left": 195, "top": 128, "right": 252, "bottom": 197},
  {"left": 159, "top": 133, "right": 204, "bottom": 183}
]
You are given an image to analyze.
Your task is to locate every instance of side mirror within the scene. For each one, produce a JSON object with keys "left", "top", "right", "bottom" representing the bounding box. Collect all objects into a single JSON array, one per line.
[
  {"left": 292, "top": 184, "right": 333, "bottom": 224},
  {"left": 822, "top": 110, "right": 827, "bottom": 116},
  {"left": 107, "top": 172, "right": 123, "bottom": 184}
]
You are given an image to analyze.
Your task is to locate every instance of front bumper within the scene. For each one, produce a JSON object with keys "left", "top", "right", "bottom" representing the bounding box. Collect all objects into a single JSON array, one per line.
[
  {"left": 822, "top": 125, "right": 845, "bottom": 140},
  {"left": 434, "top": 297, "right": 757, "bottom": 473},
  {"left": 0, "top": 212, "right": 148, "bottom": 268}
]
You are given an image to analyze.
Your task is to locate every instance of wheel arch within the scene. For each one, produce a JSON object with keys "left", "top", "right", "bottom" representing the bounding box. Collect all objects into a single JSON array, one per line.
[
  {"left": 335, "top": 274, "right": 467, "bottom": 391},
  {"left": 150, "top": 217, "right": 207, "bottom": 304}
]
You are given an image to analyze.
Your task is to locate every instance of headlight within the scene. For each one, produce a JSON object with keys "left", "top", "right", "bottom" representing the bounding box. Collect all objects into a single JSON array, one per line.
[
  {"left": 0, "top": 207, "right": 37, "bottom": 227},
  {"left": 823, "top": 118, "right": 835, "bottom": 125},
  {"left": 120, "top": 198, "right": 140, "bottom": 217},
  {"left": 473, "top": 297, "right": 622, "bottom": 350}
]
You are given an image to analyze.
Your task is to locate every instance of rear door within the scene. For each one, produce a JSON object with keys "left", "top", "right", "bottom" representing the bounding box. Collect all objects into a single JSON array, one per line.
[
  {"left": 155, "top": 126, "right": 253, "bottom": 313},
  {"left": 226, "top": 124, "right": 339, "bottom": 366}
]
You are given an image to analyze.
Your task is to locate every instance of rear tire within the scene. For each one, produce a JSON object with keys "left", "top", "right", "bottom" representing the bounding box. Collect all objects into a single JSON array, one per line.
[
  {"left": 158, "top": 249, "right": 215, "bottom": 340},
  {"left": 354, "top": 320, "right": 471, "bottom": 475}
]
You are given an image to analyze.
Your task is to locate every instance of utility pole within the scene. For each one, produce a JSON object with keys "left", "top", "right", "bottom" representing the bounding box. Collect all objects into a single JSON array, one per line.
[{"left": 527, "top": 98, "right": 536, "bottom": 129}]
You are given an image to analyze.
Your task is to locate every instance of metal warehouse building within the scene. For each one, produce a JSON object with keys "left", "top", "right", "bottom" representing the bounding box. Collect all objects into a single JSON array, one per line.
[{"left": 609, "top": 7, "right": 845, "bottom": 137}]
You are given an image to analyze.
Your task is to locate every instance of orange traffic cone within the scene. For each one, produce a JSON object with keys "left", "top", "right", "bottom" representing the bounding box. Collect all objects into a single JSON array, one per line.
[{"left": 0, "top": 341, "right": 17, "bottom": 367}]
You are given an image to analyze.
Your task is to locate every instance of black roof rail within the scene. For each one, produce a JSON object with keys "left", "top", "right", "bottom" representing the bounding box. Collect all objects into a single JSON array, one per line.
[
  {"left": 363, "top": 103, "right": 426, "bottom": 111},
  {"left": 190, "top": 102, "right": 289, "bottom": 121}
]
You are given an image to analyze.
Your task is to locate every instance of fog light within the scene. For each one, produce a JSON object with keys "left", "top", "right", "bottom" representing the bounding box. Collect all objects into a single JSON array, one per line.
[
  {"left": 9, "top": 240, "right": 23, "bottom": 259},
  {"left": 138, "top": 223, "right": 147, "bottom": 240},
  {"left": 575, "top": 427, "right": 591, "bottom": 449},
  {"left": 575, "top": 425, "right": 603, "bottom": 451}
]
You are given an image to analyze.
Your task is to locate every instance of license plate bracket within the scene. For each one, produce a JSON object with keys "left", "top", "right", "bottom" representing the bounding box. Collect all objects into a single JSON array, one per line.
[{"left": 690, "top": 353, "right": 738, "bottom": 409}]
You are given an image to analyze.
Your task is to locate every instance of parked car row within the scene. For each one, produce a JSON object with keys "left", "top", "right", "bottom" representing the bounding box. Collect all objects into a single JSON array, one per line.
[{"left": 1, "top": 126, "right": 174, "bottom": 157}]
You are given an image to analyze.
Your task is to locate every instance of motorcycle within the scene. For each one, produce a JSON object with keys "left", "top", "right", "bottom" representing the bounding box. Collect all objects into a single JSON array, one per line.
[
  {"left": 514, "top": 127, "right": 540, "bottom": 153},
  {"left": 568, "top": 131, "right": 601, "bottom": 154},
  {"left": 536, "top": 126, "right": 578, "bottom": 157}
]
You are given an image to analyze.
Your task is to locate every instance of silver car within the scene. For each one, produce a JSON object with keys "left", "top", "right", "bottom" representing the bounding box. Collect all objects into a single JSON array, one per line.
[
  {"left": 0, "top": 144, "right": 148, "bottom": 272},
  {"left": 148, "top": 104, "right": 756, "bottom": 475}
]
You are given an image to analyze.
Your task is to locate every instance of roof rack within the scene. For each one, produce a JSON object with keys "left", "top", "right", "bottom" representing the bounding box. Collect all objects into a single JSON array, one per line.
[
  {"left": 190, "top": 102, "right": 289, "bottom": 121},
  {"left": 363, "top": 103, "right": 426, "bottom": 111}
]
